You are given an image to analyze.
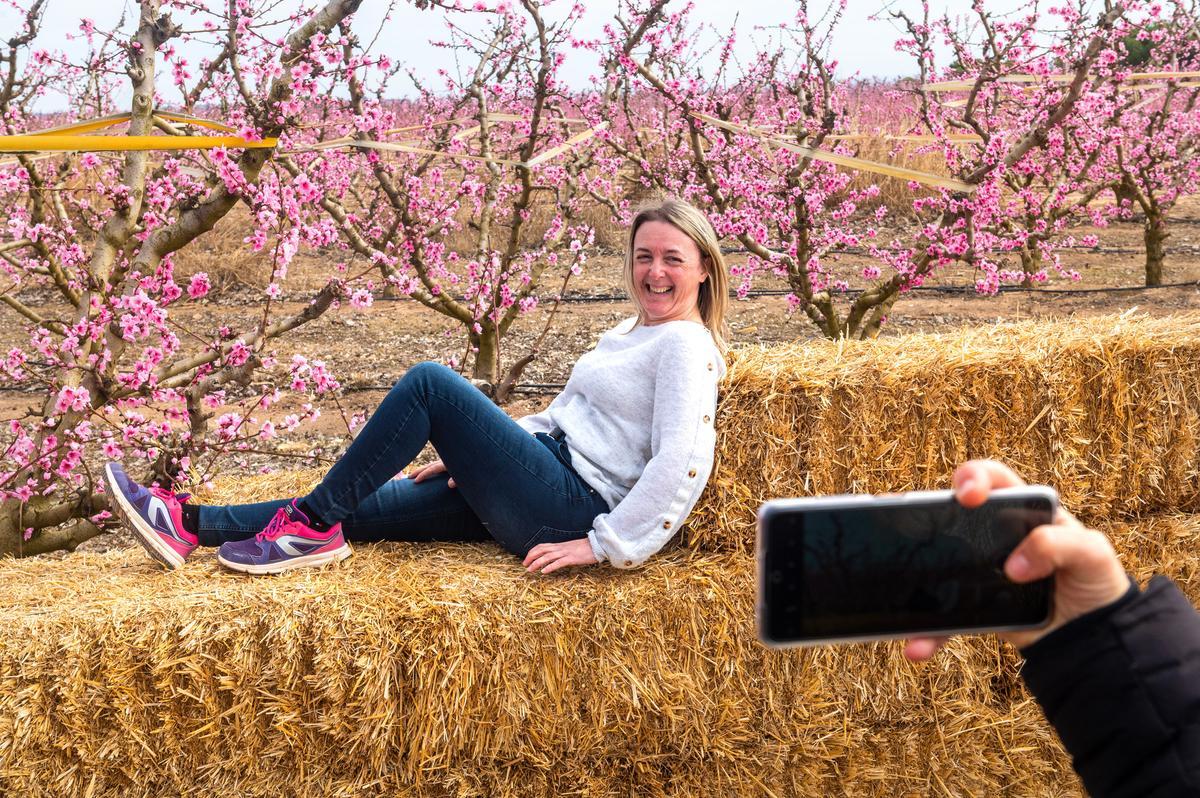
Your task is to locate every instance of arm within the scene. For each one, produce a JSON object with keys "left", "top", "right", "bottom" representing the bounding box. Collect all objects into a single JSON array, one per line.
[
  {"left": 1019, "top": 577, "right": 1200, "bottom": 797},
  {"left": 586, "top": 332, "right": 720, "bottom": 568}
]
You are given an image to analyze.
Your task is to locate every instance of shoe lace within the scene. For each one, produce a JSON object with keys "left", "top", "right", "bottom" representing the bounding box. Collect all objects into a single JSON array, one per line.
[
  {"left": 256, "top": 508, "right": 289, "bottom": 543},
  {"left": 148, "top": 486, "right": 191, "bottom": 504}
]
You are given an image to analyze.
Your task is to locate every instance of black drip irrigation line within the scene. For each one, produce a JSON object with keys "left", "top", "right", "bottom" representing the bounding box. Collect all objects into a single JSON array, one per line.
[
  {"left": 559, "top": 279, "right": 1200, "bottom": 303},
  {"left": 220, "top": 277, "right": 1195, "bottom": 307},
  {"left": 192, "top": 276, "right": 1200, "bottom": 309}
]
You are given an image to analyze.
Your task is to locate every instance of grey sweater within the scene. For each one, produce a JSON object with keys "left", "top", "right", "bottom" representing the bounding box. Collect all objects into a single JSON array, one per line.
[{"left": 516, "top": 317, "right": 725, "bottom": 568}]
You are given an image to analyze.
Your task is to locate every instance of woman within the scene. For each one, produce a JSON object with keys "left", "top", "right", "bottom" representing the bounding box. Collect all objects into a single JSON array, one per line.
[{"left": 104, "top": 198, "right": 729, "bottom": 575}]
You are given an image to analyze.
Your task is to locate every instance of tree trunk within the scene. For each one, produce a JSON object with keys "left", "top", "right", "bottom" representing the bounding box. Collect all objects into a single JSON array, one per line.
[
  {"left": 470, "top": 326, "right": 500, "bottom": 389},
  {"left": 0, "top": 494, "right": 107, "bottom": 558},
  {"left": 1144, "top": 213, "right": 1168, "bottom": 287},
  {"left": 1019, "top": 245, "right": 1043, "bottom": 288},
  {"left": 855, "top": 288, "right": 902, "bottom": 339}
]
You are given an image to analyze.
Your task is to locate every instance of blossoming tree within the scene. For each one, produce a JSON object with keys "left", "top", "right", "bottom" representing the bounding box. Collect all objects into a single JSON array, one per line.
[
  {"left": 0, "top": 0, "right": 364, "bottom": 556},
  {"left": 1106, "top": 0, "right": 1200, "bottom": 285},
  {"left": 286, "top": 0, "right": 615, "bottom": 399},
  {"left": 609, "top": 0, "right": 1139, "bottom": 338}
]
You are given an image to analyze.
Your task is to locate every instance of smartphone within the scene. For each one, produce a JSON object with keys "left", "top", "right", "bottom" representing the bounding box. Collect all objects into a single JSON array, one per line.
[{"left": 756, "top": 487, "right": 1056, "bottom": 648}]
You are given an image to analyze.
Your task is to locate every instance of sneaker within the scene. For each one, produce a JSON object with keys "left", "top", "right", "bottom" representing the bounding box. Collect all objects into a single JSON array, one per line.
[
  {"left": 217, "top": 500, "right": 351, "bottom": 575},
  {"left": 103, "top": 461, "right": 198, "bottom": 570}
]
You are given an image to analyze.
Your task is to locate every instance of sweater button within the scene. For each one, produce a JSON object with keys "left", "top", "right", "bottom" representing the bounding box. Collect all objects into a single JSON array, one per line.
[
  {"left": 707, "top": 362, "right": 713, "bottom": 371},
  {"left": 662, "top": 520, "right": 672, "bottom": 529},
  {"left": 688, "top": 469, "right": 697, "bottom": 478},
  {"left": 703, "top": 415, "right": 711, "bottom": 424},
  {"left": 624, "top": 560, "right": 633, "bottom": 567}
]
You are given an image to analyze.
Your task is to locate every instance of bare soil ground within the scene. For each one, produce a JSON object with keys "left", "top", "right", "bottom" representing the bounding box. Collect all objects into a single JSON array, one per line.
[{"left": 4, "top": 196, "right": 1200, "bottom": 555}]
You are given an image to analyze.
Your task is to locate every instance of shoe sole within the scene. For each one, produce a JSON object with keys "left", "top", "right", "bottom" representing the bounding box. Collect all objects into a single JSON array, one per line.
[
  {"left": 104, "top": 462, "right": 186, "bottom": 571},
  {"left": 217, "top": 543, "right": 353, "bottom": 575}
]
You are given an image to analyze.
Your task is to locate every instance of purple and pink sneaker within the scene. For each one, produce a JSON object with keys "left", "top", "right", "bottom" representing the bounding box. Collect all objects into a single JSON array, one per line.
[
  {"left": 104, "top": 461, "right": 198, "bottom": 570},
  {"left": 217, "top": 500, "right": 351, "bottom": 575}
]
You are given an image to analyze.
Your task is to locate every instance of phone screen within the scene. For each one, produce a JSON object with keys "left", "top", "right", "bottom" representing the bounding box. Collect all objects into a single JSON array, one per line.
[{"left": 758, "top": 492, "right": 1054, "bottom": 644}]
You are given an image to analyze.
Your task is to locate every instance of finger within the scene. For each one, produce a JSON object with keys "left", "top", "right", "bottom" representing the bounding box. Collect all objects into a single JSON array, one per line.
[
  {"left": 953, "top": 460, "right": 1027, "bottom": 508},
  {"left": 412, "top": 461, "right": 445, "bottom": 483},
  {"left": 1053, "top": 506, "right": 1082, "bottom": 528},
  {"left": 524, "top": 544, "right": 558, "bottom": 570},
  {"left": 412, "top": 467, "right": 439, "bottom": 484},
  {"left": 903, "top": 636, "right": 949, "bottom": 662},
  {"left": 526, "top": 552, "right": 559, "bottom": 573},
  {"left": 1004, "top": 523, "right": 1116, "bottom": 583},
  {"left": 522, "top": 545, "right": 545, "bottom": 568},
  {"left": 541, "top": 555, "right": 571, "bottom": 575}
]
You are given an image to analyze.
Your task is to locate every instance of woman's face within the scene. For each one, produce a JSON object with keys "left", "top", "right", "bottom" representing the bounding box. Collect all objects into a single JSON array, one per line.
[{"left": 631, "top": 220, "right": 708, "bottom": 325}]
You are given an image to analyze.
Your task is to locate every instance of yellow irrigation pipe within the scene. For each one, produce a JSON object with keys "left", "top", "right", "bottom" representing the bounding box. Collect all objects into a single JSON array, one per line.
[
  {"left": 329, "top": 139, "right": 528, "bottom": 167},
  {"left": 826, "top": 132, "right": 983, "bottom": 143},
  {"left": 1, "top": 110, "right": 274, "bottom": 153},
  {"left": 692, "top": 112, "right": 976, "bottom": 193},
  {"left": 0, "top": 134, "right": 276, "bottom": 153},
  {"left": 19, "top": 111, "right": 237, "bottom": 137},
  {"left": 297, "top": 117, "right": 497, "bottom": 152},
  {"left": 0, "top": 152, "right": 53, "bottom": 168}
]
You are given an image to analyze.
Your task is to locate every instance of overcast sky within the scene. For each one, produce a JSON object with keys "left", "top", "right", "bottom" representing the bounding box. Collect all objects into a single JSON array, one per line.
[{"left": 6, "top": 0, "right": 1041, "bottom": 109}]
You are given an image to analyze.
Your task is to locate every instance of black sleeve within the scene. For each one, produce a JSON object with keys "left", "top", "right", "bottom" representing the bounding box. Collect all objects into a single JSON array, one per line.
[{"left": 1019, "top": 576, "right": 1200, "bottom": 798}]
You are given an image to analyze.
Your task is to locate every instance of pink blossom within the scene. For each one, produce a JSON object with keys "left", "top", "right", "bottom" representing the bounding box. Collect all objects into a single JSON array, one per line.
[
  {"left": 226, "top": 341, "right": 251, "bottom": 367},
  {"left": 53, "top": 385, "right": 90, "bottom": 414},
  {"left": 187, "top": 273, "right": 211, "bottom": 299}
]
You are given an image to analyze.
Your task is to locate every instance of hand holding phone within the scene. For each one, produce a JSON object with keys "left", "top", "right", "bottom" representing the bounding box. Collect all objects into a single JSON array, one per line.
[
  {"left": 903, "top": 460, "right": 1131, "bottom": 660},
  {"left": 757, "top": 484, "right": 1057, "bottom": 647}
]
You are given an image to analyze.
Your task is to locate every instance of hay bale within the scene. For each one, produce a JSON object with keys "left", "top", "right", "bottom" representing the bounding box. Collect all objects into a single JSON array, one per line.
[
  {"left": 689, "top": 312, "right": 1200, "bottom": 554},
  {"left": 0, "top": 544, "right": 1070, "bottom": 798},
  {"left": 3, "top": 511, "right": 1198, "bottom": 798}
]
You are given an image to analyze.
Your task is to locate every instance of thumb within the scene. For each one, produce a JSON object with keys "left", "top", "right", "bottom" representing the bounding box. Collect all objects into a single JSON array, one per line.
[{"left": 1005, "top": 523, "right": 1119, "bottom": 584}]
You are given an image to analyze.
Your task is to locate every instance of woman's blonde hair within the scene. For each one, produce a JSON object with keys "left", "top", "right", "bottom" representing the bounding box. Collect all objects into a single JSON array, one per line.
[{"left": 623, "top": 198, "right": 730, "bottom": 353}]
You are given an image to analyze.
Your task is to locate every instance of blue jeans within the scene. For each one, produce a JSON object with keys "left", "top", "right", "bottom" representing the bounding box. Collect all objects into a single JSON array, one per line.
[{"left": 197, "top": 362, "right": 610, "bottom": 558}]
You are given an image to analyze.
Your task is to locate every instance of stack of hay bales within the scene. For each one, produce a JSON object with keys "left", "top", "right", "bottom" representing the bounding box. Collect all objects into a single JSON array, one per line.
[
  {"left": 1, "top": 312, "right": 1198, "bottom": 797},
  {"left": 689, "top": 311, "right": 1200, "bottom": 552}
]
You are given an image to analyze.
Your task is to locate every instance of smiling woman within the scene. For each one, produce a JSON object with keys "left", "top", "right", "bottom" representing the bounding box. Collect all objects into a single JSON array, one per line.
[{"left": 105, "top": 198, "right": 731, "bottom": 577}]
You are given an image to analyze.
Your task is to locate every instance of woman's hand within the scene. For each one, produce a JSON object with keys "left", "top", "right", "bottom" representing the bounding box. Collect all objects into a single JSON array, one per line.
[
  {"left": 523, "top": 537, "right": 598, "bottom": 575},
  {"left": 903, "top": 459, "right": 1130, "bottom": 662},
  {"left": 400, "top": 458, "right": 456, "bottom": 488}
]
